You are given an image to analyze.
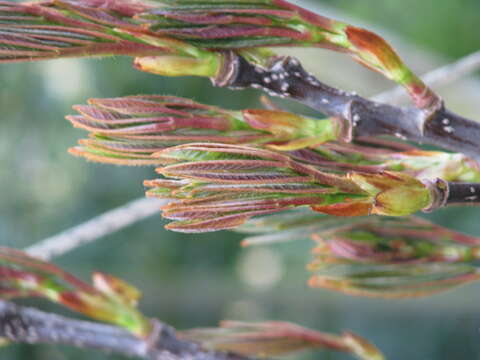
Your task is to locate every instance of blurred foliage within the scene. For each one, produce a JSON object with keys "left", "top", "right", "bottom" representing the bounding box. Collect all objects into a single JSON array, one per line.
[{"left": 0, "top": 0, "right": 479, "bottom": 359}]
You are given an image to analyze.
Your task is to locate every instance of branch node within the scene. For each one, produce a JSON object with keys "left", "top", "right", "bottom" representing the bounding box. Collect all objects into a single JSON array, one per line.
[
  {"left": 211, "top": 51, "right": 240, "bottom": 88},
  {"left": 418, "top": 98, "right": 445, "bottom": 135},
  {"left": 422, "top": 178, "right": 449, "bottom": 212}
]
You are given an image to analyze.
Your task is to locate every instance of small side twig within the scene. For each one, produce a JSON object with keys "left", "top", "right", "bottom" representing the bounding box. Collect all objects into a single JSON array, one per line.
[
  {"left": 0, "top": 299, "right": 253, "bottom": 360},
  {"left": 25, "top": 198, "right": 166, "bottom": 260}
]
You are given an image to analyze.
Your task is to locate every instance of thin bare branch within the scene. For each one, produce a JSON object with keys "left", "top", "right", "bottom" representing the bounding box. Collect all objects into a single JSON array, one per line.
[
  {"left": 25, "top": 198, "right": 166, "bottom": 260},
  {"left": 373, "top": 50, "right": 480, "bottom": 105},
  {"left": 0, "top": 299, "right": 253, "bottom": 360}
]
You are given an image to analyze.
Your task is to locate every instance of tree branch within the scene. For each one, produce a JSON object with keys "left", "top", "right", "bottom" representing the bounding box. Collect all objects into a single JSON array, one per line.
[
  {"left": 213, "top": 52, "right": 480, "bottom": 162},
  {"left": 25, "top": 198, "right": 166, "bottom": 261},
  {"left": 0, "top": 300, "right": 253, "bottom": 360},
  {"left": 444, "top": 182, "right": 480, "bottom": 205},
  {"left": 24, "top": 52, "right": 480, "bottom": 260}
]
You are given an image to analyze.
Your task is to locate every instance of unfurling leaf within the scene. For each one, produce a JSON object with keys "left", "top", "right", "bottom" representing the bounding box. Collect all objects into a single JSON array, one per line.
[
  {"left": 140, "top": 0, "right": 437, "bottom": 108},
  {"left": 68, "top": 95, "right": 344, "bottom": 165},
  {"left": 310, "top": 217, "right": 480, "bottom": 265},
  {"left": 145, "top": 143, "right": 370, "bottom": 232},
  {"left": 0, "top": 0, "right": 161, "bottom": 62},
  {"left": 0, "top": 0, "right": 436, "bottom": 107},
  {"left": 144, "top": 142, "right": 446, "bottom": 231},
  {"left": 309, "top": 263, "right": 480, "bottom": 299},
  {"left": 238, "top": 212, "right": 480, "bottom": 298},
  {"left": 0, "top": 0, "right": 226, "bottom": 78},
  {"left": 68, "top": 95, "right": 480, "bottom": 180},
  {"left": 348, "top": 172, "right": 432, "bottom": 216},
  {"left": 181, "top": 320, "right": 384, "bottom": 360},
  {"left": 0, "top": 247, "right": 150, "bottom": 336}
]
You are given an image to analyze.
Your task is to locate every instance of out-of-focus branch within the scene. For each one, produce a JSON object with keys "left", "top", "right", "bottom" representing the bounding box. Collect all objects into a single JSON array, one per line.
[
  {"left": 0, "top": 300, "right": 252, "bottom": 360},
  {"left": 25, "top": 198, "right": 166, "bottom": 260},
  {"left": 373, "top": 50, "right": 480, "bottom": 105}
]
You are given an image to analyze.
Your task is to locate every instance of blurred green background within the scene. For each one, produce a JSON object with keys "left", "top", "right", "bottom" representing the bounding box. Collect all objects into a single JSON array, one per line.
[{"left": 1, "top": 0, "right": 480, "bottom": 359}]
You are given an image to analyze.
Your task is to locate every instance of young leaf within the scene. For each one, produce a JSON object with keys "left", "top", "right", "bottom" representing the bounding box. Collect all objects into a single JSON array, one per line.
[
  {"left": 181, "top": 320, "right": 384, "bottom": 360},
  {"left": 309, "top": 263, "right": 480, "bottom": 299},
  {"left": 68, "top": 96, "right": 480, "bottom": 181},
  {"left": 68, "top": 95, "right": 344, "bottom": 165},
  {"left": 0, "top": 0, "right": 223, "bottom": 76},
  {"left": 1, "top": 0, "right": 437, "bottom": 107},
  {"left": 142, "top": 143, "right": 448, "bottom": 232},
  {"left": 0, "top": 0, "right": 162, "bottom": 62},
  {"left": 0, "top": 247, "right": 151, "bottom": 336},
  {"left": 238, "top": 212, "right": 480, "bottom": 298},
  {"left": 139, "top": 0, "right": 437, "bottom": 108}
]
